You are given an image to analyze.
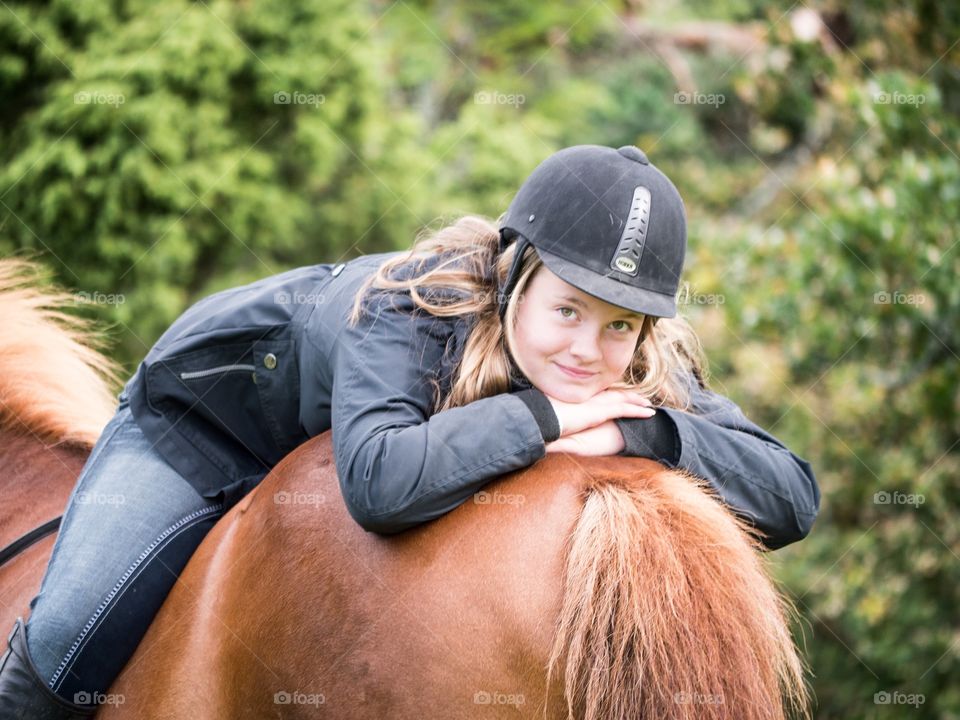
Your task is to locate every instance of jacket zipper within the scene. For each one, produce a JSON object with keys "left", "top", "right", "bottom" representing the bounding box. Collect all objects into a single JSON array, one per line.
[{"left": 179, "top": 363, "right": 256, "bottom": 380}]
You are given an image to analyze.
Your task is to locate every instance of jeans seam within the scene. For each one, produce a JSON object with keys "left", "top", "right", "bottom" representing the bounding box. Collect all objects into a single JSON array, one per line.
[
  {"left": 52, "top": 509, "right": 222, "bottom": 691},
  {"left": 48, "top": 503, "right": 223, "bottom": 691}
]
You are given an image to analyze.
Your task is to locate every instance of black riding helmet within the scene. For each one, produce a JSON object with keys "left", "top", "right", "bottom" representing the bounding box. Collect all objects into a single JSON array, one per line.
[{"left": 497, "top": 144, "right": 687, "bottom": 322}]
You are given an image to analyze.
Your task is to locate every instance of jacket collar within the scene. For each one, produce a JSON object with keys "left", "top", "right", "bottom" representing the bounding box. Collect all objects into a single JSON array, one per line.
[{"left": 508, "top": 364, "right": 533, "bottom": 392}]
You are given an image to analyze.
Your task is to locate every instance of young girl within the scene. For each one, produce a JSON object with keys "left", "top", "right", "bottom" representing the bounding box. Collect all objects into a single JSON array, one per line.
[{"left": 0, "top": 144, "right": 819, "bottom": 717}]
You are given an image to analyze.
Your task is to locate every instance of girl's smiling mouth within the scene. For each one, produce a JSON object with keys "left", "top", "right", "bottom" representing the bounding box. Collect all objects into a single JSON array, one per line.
[{"left": 555, "top": 362, "right": 596, "bottom": 379}]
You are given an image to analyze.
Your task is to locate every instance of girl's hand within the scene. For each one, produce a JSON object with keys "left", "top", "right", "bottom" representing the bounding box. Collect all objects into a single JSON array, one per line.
[
  {"left": 547, "top": 388, "right": 654, "bottom": 437},
  {"left": 545, "top": 420, "right": 627, "bottom": 456}
]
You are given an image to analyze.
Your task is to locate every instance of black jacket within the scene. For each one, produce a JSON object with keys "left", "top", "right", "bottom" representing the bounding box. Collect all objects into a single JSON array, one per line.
[{"left": 122, "top": 251, "right": 819, "bottom": 548}]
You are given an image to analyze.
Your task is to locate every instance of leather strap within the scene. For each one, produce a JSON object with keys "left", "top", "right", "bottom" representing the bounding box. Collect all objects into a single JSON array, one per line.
[{"left": 0, "top": 517, "right": 62, "bottom": 568}]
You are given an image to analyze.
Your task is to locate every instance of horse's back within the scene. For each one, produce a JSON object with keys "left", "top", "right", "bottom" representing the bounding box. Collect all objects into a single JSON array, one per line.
[
  {"left": 104, "top": 437, "right": 808, "bottom": 720},
  {"left": 106, "top": 433, "right": 588, "bottom": 719}
]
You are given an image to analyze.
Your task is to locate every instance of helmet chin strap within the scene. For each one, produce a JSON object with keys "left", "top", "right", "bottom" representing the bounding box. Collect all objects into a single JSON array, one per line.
[{"left": 496, "top": 230, "right": 530, "bottom": 324}]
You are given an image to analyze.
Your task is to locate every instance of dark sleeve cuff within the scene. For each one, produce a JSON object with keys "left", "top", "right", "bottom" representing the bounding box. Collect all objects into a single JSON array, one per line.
[
  {"left": 513, "top": 388, "right": 561, "bottom": 443},
  {"left": 614, "top": 412, "right": 681, "bottom": 465}
]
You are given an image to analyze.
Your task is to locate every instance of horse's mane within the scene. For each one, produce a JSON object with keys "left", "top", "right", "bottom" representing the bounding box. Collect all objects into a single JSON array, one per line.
[
  {"left": 0, "top": 258, "right": 122, "bottom": 447},
  {"left": 547, "top": 461, "right": 812, "bottom": 720}
]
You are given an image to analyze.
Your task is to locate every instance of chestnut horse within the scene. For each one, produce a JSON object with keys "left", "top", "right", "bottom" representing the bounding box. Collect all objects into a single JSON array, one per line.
[{"left": 1, "top": 258, "right": 811, "bottom": 720}]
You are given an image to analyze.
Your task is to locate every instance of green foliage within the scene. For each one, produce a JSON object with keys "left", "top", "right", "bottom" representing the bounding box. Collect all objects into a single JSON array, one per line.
[
  {"left": 0, "top": 0, "right": 422, "bottom": 361},
  {"left": 691, "top": 10, "right": 960, "bottom": 717}
]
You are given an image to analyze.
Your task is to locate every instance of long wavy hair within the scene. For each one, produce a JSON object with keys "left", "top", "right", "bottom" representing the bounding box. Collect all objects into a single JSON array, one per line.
[{"left": 348, "top": 215, "right": 707, "bottom": 414}]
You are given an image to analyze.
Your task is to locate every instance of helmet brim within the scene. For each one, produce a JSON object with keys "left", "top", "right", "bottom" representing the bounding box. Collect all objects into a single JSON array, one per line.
[{"left": 534, "top": 246, "right": 678, "bottom": 318}]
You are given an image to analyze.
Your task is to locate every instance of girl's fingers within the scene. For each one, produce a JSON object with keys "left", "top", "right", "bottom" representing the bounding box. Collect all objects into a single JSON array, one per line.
[{"left": 622, "top": 405, "right": 656, "bottom": 417}]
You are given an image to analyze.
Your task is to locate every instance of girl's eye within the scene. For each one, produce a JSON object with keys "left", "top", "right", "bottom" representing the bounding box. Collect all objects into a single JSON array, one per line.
[{"left": 558, "top": 307, "right": 632, "bottom": 332}]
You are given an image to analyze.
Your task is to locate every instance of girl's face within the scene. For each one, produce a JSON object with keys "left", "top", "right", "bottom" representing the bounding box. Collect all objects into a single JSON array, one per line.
[{"left": 510, "top": 265, "right": 645, "bottom": 403}]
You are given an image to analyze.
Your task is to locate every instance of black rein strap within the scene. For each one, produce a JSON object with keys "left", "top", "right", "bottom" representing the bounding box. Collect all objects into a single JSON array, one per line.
[{"left": 0, "top": 516, "right": 62, "bottom": 568}]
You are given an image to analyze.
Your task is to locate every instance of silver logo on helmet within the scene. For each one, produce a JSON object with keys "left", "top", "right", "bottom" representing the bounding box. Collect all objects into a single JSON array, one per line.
[{"left": 609, "top": 186, "right": 651, "bottom": 278}]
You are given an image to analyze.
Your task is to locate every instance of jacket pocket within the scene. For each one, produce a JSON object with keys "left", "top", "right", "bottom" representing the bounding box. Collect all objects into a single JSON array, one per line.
[
  {"left": 147, "top": 343, "right": 282, "bottom": 472},
  {"left": 179, "top": 363, "right": 256, "bottom": 380}
]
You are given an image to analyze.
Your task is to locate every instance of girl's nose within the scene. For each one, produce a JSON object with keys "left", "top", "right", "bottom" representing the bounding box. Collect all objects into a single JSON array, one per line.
[{"left": 568, "top": 333, "right": 602, "bottom": 363}]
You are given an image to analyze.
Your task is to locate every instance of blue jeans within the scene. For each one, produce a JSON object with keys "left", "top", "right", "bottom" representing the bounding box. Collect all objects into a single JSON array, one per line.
[{"left": 24, "top": 396, "right": 224, "bottom": 705}]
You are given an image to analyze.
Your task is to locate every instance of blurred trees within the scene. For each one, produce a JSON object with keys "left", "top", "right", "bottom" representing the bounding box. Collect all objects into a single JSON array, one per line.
[
  {"left": 0, "top": 0, "right": 430, "bottom": 362},
  {"left": 1, "top": 0, "right": 958, "bottom": 716}
]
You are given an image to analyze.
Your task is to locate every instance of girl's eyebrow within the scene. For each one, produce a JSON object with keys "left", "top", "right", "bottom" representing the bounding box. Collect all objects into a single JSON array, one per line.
[{"left": 556, "top": 294, "right": 643, "bottom": 320}]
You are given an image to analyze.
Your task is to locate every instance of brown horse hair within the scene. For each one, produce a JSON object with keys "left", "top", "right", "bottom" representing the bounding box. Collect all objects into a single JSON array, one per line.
[
  {"left": 546, "top": 467, "right": 812, "bottom": 720},
  {"left": 0, "top": 258, "right": 122, "bottom": 447}
]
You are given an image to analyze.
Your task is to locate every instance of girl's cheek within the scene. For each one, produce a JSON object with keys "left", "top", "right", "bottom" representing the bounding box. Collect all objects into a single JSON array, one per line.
[{"left": 605, "top": 345, "right": 633, "bottom": 373}]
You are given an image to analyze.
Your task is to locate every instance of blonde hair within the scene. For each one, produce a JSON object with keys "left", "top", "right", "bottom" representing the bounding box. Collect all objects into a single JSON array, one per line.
[{"left": 349, "top": 216, "right": 707, "bottom": 414}]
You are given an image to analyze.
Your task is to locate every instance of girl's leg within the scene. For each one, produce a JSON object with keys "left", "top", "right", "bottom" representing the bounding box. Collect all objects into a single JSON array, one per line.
[{"left": 18, "top": 399, "right": 223, "bottom": 709}]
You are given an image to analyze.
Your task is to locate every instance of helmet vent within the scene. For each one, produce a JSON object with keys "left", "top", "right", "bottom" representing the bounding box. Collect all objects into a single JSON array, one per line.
[{"left": 609, "top": 185, "right": 651, "bottom": 277}]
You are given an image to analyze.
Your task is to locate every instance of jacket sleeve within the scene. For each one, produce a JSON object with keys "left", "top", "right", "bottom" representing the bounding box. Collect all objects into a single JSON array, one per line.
[
  {"left": 329, "top": 291, "right": 559, "bottom": 534},
  {"left": 614, "top": 378, "right": 820, "bottom": 550}
]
